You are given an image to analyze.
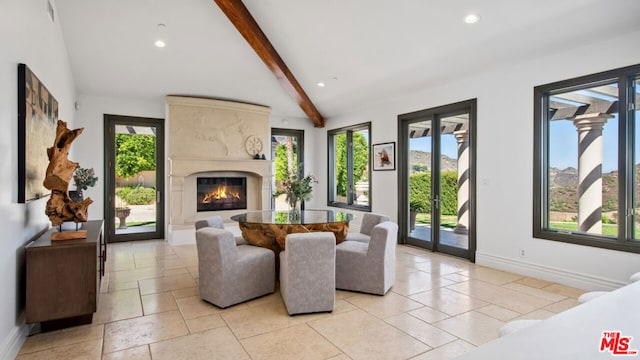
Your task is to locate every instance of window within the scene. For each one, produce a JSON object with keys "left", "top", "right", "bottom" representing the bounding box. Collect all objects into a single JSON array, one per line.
[
  {"left": 328, "top": 122, "right": 371, "bottom": 210},
  {"left": 534, "top": 64, "right": 640, "bottom": 253}
]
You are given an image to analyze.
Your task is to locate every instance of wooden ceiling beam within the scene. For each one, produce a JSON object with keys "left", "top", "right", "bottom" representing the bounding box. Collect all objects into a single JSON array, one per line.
[{"left": 214, "top": 0, "right": 325, "bottom": 128}]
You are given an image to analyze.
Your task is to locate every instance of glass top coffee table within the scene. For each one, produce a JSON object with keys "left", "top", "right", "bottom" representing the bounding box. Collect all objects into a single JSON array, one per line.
[{"left": 231, "top": 210, "right": 356, "bottom": 252}]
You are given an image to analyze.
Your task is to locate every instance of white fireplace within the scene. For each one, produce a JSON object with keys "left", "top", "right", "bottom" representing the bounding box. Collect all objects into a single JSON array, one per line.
[{"left": 166, "top": 96, "right": 272, "bottom": 245}]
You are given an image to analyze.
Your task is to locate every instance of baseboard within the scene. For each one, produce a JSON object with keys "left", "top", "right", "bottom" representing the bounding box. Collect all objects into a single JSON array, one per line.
[
  {"left": 475, "top": 251, "right": 625, "bottom": 291},
  {"left": 0, "top": 315, "right": 28, "bottom": 360}
]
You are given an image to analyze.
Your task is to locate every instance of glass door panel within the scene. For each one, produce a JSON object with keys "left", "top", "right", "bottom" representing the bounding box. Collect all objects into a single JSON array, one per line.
[
  {"left": 105, "top": 115, "right": 164, "bottom": 243},
  {"left": 114, "top": 125, "right": 158, "bottom": 235},
  {"left": 271, "top": 129, "right": 304, "bottom": 210},
  {"left": 408, "top": 120, "right": 433, "bottom": 245},
  {"left": 400, "top": 99, "right": 475, "bottom": 261},
  {"left": 439, "top": 114, "right": 469, "bottom": 251}
]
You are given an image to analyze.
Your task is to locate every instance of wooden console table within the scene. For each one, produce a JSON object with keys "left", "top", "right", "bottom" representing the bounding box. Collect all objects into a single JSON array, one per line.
[{"left": 26, "top": 220, "right": 105, "bottom": 331}]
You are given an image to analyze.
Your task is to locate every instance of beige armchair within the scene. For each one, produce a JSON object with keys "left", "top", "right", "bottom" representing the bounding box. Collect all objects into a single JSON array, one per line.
[
  {"left": 336, "top": 221, "right": 398, "bottom": 295},
  {"left": 196, "top": 227, "right": 275, "bottom": 308},
  {"left": 195, "top": 216, "right": 225, "bottom": 230},
  {"left": 346, "top": 213, "right": 390, "bottom": 243},
  {"left": 280, "top": 232, "right": 336, "bottom": 315},
  {"left": 195, "top": 216, "right": 247, "bottom": 245}
]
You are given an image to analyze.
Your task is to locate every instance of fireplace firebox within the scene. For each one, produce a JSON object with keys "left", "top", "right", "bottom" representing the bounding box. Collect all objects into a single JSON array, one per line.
[{"left": 197, "top": 177, "right": 247, "bottom": 212}]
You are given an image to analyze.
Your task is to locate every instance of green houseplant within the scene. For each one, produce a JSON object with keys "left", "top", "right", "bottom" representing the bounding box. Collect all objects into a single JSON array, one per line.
[
  {"left": 273, "top": 171, "right": 317, "bottom": 214},
  {"left": 70, "top": 167, "right": 98, "bottom": 202}
]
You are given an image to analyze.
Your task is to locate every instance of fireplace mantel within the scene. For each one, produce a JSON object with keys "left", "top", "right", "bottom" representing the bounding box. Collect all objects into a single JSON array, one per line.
[
  {"left": 169, "top": 158, "right": 272, "bottom": 178},
  {"left": 166, "top": 96, "right": 272, "bottom": 245}
]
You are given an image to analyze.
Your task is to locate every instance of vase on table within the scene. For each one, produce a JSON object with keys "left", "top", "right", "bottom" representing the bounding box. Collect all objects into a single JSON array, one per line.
[
  {"left": 69, "top": 190, "right": 83, "bottom": 202},
  {"left": 288, "top": 195, "right": 301, "bottom": 222}
]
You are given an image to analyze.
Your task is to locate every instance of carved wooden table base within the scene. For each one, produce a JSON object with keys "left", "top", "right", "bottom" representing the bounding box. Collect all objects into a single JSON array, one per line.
[{"left": 238, "top": 222, "right": 349, "bottom": 252}]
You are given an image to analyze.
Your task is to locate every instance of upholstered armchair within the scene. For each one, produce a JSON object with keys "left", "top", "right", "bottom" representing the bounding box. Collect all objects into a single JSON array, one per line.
[
  {"left": 280, "top": 232, "right": 336, "bottom": 315},
  {"left": 195, "top": 216, "right": 225, "bottom": 230},
  {"left": 345, "top": 213, "right": 390, "bottom": 243},
  {"left": 336, "top": 221, "right": 398, "bottom": 295},
  {"left": 195, "top": 216, "right": 247, "bottom": 245},
  {"left": 196, "top": 227, "right": 275, "bottom": 308}
]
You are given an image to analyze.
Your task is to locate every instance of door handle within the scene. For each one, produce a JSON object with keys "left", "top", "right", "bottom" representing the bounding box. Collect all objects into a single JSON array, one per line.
[
  {"left": 157, "top": 191, "right": 161, "bottom": 203},
  {"left": 433, "top": 195, "right": 440, "bottom": 210}
]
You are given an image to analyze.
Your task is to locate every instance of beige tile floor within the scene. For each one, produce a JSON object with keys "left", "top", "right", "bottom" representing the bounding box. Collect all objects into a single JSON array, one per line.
[{"left": 17, "top": 240, "right": 584, "bottom": 360}]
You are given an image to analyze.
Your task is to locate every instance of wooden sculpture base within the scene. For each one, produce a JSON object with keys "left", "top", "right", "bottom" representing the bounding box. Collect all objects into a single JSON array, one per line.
[{"left": 51, "top": 230, "right": 87, "bottom": 241}]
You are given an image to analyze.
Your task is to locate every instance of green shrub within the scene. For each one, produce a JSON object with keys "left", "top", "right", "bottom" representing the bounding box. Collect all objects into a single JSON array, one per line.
[
  {"left": 409, "top": 173, "right": 431, "bottom": 213},
  {"left": 602, "top": 214, "right": 617, "bottom": 224},
  {"left": 117, "top": 186, "right": 156, "bottom": 205},
  {"left": 409, "top": 171, "right": 457, "bottom": 215}
]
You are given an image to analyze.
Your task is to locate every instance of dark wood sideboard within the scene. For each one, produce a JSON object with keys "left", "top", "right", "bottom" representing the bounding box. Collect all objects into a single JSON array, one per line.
[{"left": 25, "top": 220, "right": 105, "bottom": 331}]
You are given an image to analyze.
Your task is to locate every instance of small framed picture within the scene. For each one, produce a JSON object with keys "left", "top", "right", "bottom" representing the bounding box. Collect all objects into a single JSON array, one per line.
[{"left": 372, "top": 142, "right": 395, "bottom": 171}]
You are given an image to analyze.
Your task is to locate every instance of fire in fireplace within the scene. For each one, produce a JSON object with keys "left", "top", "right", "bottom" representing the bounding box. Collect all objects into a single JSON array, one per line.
[{"left": 197, "top": 177, "right": 247, "bottom": 212}]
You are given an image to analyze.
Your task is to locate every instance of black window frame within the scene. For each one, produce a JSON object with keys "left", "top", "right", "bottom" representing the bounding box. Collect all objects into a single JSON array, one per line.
[
  {"left": 327, "top": 122, "right": 372, "bottom": 211},
  {"left": 533, "top": 63, "right": 640, "bottom": 254}
]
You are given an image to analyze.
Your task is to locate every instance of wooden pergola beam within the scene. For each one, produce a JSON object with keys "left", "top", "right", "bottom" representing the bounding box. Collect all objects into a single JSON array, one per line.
[
  {"left": 214, "top": 0, "right": 325, "bottom": 128},
  {"left": 549, "top": 99, "right": 618, "bottom": 121}
]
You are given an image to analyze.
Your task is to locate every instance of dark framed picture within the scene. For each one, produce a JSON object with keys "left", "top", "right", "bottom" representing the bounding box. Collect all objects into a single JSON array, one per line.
[
  {"left": 18, "top": 63, "right": 58, "bottom": 203},
  {"left": 372, "top": 142, "right": 395, "bottom": 171}
]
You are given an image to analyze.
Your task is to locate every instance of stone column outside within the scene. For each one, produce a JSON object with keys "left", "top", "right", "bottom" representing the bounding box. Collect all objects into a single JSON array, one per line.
[
  {"left": 572, "top": 114, "right": 612, "bottom": 234},
  {"left": 453, "top": 130, "right": 469, "bottom": 235}
]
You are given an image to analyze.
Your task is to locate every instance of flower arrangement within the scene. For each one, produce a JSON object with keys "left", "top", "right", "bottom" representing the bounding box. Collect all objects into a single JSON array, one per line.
[
  {"left": 273, "top": 171, "right": 318, "bottom": 211},
  {"left": 73, "top": 167, "right": 98, "bottom": 191}
]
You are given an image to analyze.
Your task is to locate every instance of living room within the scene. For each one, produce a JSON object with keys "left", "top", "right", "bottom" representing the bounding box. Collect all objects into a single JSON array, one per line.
[{"left": 2, "top": 0, "right": 640, "bottom": 359}]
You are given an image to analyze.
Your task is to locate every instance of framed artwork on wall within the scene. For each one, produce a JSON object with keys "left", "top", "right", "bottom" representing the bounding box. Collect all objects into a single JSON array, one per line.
[
  {"left": 372, "top": 142, "right": 395, "bottom": 171},
  {"left": 18, "top": 63, "right": 58, "bottom": 203}
]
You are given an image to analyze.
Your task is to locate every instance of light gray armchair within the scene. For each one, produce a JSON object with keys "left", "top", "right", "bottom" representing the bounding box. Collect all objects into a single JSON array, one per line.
[
  {"left": 346, "top": 213, "right": 390, "bottom": 243},
  {"left": 195, "top": 216, "right": 247, "bottom": 245},
  {"left": 280, "top": 232, "right": 336, "bottom": 315},
  {"left": 196, "top": 227, "right": 275, "bottom": 308},
  {"left": 336, "top": 221, "right": 398, "bottom": 295},
  {"left": 195, "top": 216, "right": 225, "bottom": 230}
]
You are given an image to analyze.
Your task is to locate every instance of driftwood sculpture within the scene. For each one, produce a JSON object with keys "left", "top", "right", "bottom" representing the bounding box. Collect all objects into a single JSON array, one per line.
[{"left": 43, "top": 120, "right": 93, "bottom": 237}]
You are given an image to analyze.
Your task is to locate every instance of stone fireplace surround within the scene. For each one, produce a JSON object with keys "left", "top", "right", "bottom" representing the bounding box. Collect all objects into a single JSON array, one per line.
[{"left": 166, "top": 96, "right": 272, "bottom": 245}]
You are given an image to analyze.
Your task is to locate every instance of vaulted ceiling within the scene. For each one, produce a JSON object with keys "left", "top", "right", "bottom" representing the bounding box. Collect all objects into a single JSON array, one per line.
[{"left": 56, "top": 0, "right": 640, "bottom": 126}]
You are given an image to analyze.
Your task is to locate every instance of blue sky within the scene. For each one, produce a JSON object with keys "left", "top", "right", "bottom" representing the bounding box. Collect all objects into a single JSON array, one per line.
[{"left": 549, "top": 116, "right": 620, "bottom": 173}]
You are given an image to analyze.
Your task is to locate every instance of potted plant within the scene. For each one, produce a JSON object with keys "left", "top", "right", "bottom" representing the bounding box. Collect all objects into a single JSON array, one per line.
[
  {"left": 70, "top": 167, "right": 98, "bottom": 202},
  {"left": 409, "top": 198, "right": 429, "bottom": 231},
  {"left": 273, "top": 171, "right": 317, "bottom": 218},
  {"left": 115, "top": 187, "right": 131, "bottom": 229}
]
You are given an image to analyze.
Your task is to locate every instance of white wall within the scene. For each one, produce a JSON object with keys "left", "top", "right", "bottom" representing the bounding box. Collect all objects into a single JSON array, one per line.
[
  {"left": 0, "top": 0, "right": 76, "bottom": 357},
  {"left": 73, "top": 94, "right": 165, "bottom": 222},
  {"left": 315, "top": 29, "right": 640, "bottom": 291}
]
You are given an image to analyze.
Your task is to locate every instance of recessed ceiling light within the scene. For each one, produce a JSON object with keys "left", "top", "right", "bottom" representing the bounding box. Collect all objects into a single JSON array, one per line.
[
  {"left": 317, "top": 82, "right": 326, "bottom": 87},
  {"left": 464, "top": 14, "right": 480, "bottom": 24},
  {"left": 154, "top": 40, "right": 166, "bottom": 48}
]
